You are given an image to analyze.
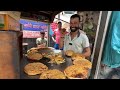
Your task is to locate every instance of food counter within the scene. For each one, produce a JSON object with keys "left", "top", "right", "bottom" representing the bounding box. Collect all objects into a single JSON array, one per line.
[
  {"left": 20, "top": 48, "right": 91, "bottom": 79},
  {"left": 20, "top": 49, "right": 73, "bottom": 79}
]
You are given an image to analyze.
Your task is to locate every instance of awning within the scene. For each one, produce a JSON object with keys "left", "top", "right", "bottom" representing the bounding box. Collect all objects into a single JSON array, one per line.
[{"left": 20, "top": 11, "right": 62, "bottom": 23}]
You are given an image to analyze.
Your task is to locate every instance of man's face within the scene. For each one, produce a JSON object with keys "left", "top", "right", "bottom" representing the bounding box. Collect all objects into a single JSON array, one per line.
[
  {"left": 41, "top": 34, "right": 45, "bottom": 39},
  {"left": 58, "top": 23, "right": 62, "bottom": 29},
  {"left": 70, "top": 17, "right": 80, "bottom": 32}
]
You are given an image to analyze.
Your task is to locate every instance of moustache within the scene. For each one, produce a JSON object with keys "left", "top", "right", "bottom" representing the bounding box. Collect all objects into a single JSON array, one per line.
[{"left": 70, "top": 27, "right": 79, "bottom": 32}]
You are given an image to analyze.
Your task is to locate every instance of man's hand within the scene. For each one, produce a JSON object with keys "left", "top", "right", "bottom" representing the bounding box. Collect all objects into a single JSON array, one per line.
[
  {"left": 52, "top": 37, "right": 56, "bottom": 43},
  {"left": 53, "top": 40, "right": 56, "bottom": 43}
]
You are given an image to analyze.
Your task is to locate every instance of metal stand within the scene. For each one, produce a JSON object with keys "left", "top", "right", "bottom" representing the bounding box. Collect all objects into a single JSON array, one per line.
[{"left": 89, "top": 11, "right": 112, "bottom": 79}]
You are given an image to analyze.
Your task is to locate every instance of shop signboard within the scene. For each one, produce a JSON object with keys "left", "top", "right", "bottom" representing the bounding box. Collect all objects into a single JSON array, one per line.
[{"left": 20, "top": 19, "right": 48, "bottom": 38}]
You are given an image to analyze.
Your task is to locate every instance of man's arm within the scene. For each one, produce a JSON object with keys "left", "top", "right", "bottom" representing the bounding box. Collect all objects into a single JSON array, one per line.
[
  {"left": 45, "top": 40, "right": 48, "bottom": 47},
  {"left": 52, "top": 36, "right": 56, "bottom": 43},
  {"left": 36, "top": 38, "right": 39, "bottom": 46},
  {"left": 82, "top": 47, "right": 91, "bottom": 58},
  {"left": 52, "top": 31, "right": 56, "bottom": 43},
  {"left": 59, "top": 37, "right": 64, "bottom": 49},
  {"left": 81, "top": 34, "right": 91, "bottom": 58}
]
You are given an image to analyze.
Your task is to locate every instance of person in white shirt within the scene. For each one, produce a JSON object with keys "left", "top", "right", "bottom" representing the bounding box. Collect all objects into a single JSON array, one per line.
[
  {"left": 36, "top": 32, "right": 47, "bottom": 48},
  {"left": 59, "top": 14, "right": 91, "bottom": 58}
]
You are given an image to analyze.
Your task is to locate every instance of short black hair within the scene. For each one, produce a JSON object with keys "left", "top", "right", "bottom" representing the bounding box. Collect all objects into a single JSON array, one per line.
[
  {"left": 40, "top": 32, "right": 45, "bottom": 35},
  {"left": 58, "top": 21, "right": 62, "bottom": 25},
  {"left": 70, "top": 14, "right": 80, "bottom": 21}
]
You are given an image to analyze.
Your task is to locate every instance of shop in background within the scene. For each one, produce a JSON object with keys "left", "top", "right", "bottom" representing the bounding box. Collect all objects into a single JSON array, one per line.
[{"left": 20, "top": 19, "right": 49, "bottom": 50}]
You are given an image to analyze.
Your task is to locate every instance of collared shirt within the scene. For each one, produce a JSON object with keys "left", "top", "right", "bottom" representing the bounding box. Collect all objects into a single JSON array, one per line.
[
  {"left": 36, "top": 38, "right": 47, "bottom": 47},
  {"left": 64, "top": 30, "right": 90, "bottom": 53}
]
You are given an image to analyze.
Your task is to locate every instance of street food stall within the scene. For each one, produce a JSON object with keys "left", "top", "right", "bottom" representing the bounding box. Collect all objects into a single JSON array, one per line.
[
  {"left": 19, "top": 11, "right": 92, "bottom": 79},
  {"left": 0, "top": 11, "right": 113, "bottom": 79},
  {"left": 20, "top": 11, "right": 117, "bottom": 79}
]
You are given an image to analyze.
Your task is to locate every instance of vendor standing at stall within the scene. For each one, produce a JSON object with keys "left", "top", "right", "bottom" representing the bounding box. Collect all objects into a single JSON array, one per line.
[
  {"left": 59, "top": 14, "right": 91, "bottom": 58},
  {"left": 36, "top": 32, "right": 47, "bottom": 48}
]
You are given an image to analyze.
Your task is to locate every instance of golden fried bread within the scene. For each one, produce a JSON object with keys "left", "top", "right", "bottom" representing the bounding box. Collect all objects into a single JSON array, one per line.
[
  {"left": 46, "top": 53, "right": 65, "bottom": 64},
  {"left": 73, "top": 59, "right": 92, "bottom": 69},
  {"left": 71, "top": 53, "right": 85, "bottom": 61},
  {"left": 54, "top": 57, "right": 65, "bottom": 64},
  {"left": 64, "top": 65, "right": 88, "bottom": 79},
  {"left": 65, "top": 50, "right": 74, "bottom": 57},
  {"left": 27, "top": 48, "right": 38, "bottom": 54},
  {"left": 27, "top": 53, "right": 43, "bottom": 60},
  {"left": 24, "top": 62, "right": 48, "bottom": 75},
  {"left": 40, "top": 69, "right": 66, "bottom": 79},
  {"left": 48, "top": 55, "right": 56, "bottom": 63}
]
